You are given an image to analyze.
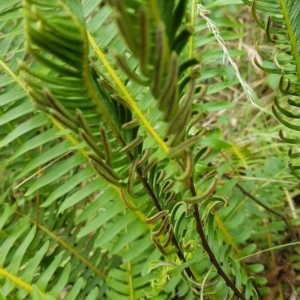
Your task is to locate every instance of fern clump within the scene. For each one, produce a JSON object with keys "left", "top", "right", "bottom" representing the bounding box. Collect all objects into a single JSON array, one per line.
[{"left": 0, "top": 0, "right": 299, "bottom": 299}]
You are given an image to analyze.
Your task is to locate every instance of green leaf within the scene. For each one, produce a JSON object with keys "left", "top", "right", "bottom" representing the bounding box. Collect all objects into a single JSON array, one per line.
[
  {"left": 207, "top": 80, "right": 239, "bottom": 95},
  {"left": 31, "top": 285, "right": 56, "bottom": 300},
  {"left": 0, "top": 87, "right": 25, "bottom": 105},
  {"left": 110, "top": 220, "right": 149, "bottom": 255},
  {"left": 215, "top": 179, "right": 237, "bottom": 197},
  {"left": 63, "top": 278, "right": 83, "bottom": 300},
  {"left": 247, "top": 264, "right": 264, "bottom": 273},
  {"left": 77, "top": 201, "right": 125, "bottom": 238},
  {"left": 7, "top": 226, "right": 36, "bottom": 274},
  {"left": 96, "top": 211, "right": 136, "bottom": 247},
  {"left": 42, "top": 166, "right": 95, "bottom": 207},
  {"left": 58, "top": 178, "right": 105, "bottom": 214},
  {"left": 31, "top": 285, "right": 45, "bottom": 300},
  {"left": 35, "top": 252, "right": 64, "bottom": 292},
  {"left": 208, "top": 0, "right": 243, "bottom": 7},
  {"left": 47, "top": 263, "right": 70, "bottom": 298},
  {"left": 0, "top": 290, "right": 6, "bottom": 300},
  {"left": 0, "top": 101, "right": 33, "bottom": 125},
  {"left": 18, "top": 140, "right": 72, "bottom": 178},
  {"left": 25, "top": 153, "right": 86, "bottom": 196},
  {"left": 196, "top": 101, "right": 236, "bottom": 112},
  {"left": 5, "top": 127, "right": 61, "bottom": 165},
  {"left": 167, "top": 255, "right": 206, "bottom": 276},
  {"left": 17, "top": 242, "right": 50, "bottom": 298},
  {"left": 0, "top": 114, "right": 49, "bottom": 147},
  {"left": 122, "top": 234, "right": 153, "bottom": 262},
  {"left": 85, "top": 287, "right": 100, "bottom": 300},
  {"left": 199, "top": 137, "right": 232, "bottom": 149},
  {"left": 228, "top": 257, "right": 241, "bottom": 290},
  {"left": 0, "top": 218, "right": 29, "bottom": 266}
]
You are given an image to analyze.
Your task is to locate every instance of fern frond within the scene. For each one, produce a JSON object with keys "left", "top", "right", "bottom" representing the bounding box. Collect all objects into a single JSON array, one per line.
[
  {"left": 0, "top": 2, "right": 160, "bottom": 299},
  {"left": 243, "top": 0, "right": 300, "bottom": 181},
  {"left": 87, "top": 32, "right": 168, "bottom": 153},
  {"left": 0, "top": 0, "right": 274, "bottom": 298}
]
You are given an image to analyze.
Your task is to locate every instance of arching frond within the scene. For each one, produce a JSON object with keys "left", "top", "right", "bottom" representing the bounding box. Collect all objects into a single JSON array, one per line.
[
  {"left": 0, "top": 0, "right": 272, "bottom": 299},
  {"left": 242, "top": 0, "right": 300, "bottom": 180}
]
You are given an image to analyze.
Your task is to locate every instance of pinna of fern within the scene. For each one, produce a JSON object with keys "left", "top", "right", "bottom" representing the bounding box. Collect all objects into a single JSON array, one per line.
[{"left": 242, "top": 0, "right": 300, "bottom": 181}]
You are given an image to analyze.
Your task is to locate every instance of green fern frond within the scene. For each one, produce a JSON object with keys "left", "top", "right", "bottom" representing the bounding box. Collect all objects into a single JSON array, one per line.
[
  {"left": 242, "top": 0, "right": 300, "bottom": 180},
  {"left": 0, "top": 2, "right": 159, "bottom": 299},
  {"left": 0, "top": 0, "right": 274, "bottom": 299}
]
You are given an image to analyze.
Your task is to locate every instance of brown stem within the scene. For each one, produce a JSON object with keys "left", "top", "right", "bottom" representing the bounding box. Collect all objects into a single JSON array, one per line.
[
  {"left": 134, "top": 165, "right": 196, "bottom": 280},
  {"left": 120, "top": 140, "right": 196, "bottom": 279},
  {"left": 190, "top": 179, "right": 246, "bottom": 300},
  {"left": 224, "top": 174, "right": 293, "bottom": 237},
  {"left": 93, "top": 110, "right": 196, "bottom": 280},
  {"left": 219, "top": 152, "right": 293, "bottom": 238}
]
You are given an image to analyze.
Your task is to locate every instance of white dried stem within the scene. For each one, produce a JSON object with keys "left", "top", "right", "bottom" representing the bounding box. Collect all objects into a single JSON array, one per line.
[{"left": 196, "top": 4, "right": 269, "bottom": 114}]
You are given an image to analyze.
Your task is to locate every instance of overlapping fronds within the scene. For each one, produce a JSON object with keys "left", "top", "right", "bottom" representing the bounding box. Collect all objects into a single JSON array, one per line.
[
  {"left": 0, "top": 0, "right": 278, "bottom": 299},
  {"left": 0, "top": 0, "right": 158, "bottom": 299}
]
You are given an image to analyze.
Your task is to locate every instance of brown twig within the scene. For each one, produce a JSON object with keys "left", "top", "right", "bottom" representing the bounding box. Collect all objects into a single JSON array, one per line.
[
  {"left": 135, "top": 166, "right": 197, "bottom": 281},
  {"left": 224, "top": 174, "right": 294, "bottom": 238},
  {"left": 189, "top": 179, "right": 246, "bottom": 300}
]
